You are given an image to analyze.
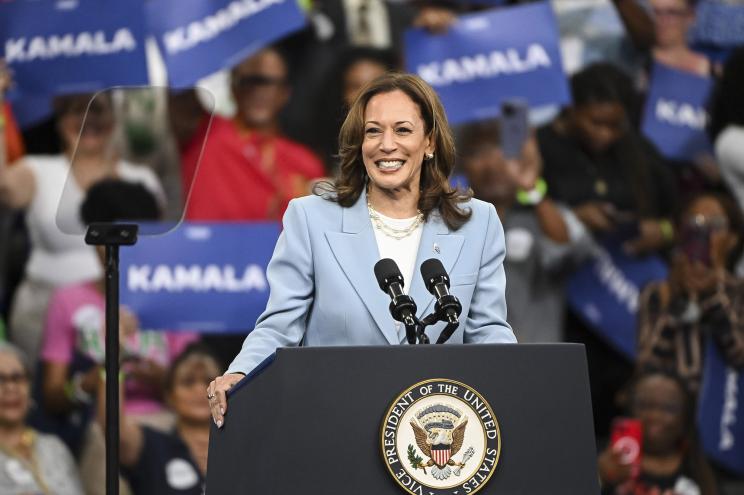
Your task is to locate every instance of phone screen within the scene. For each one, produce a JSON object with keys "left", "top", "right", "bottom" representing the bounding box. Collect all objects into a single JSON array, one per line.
[
  {"left": 611, "top": 418, "right": 642, "bottom": 477},
  {"left": 500, "top": 99, "right": 529, "bottom": 160}
]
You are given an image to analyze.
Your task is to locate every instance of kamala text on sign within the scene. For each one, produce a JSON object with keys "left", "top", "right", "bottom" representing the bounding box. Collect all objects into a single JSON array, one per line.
[
  {"left": 120, "top": 223, "right": 280, "bottom": 333},
  {"left": 147, "top": 0, "right": 306, "bottom": 87},
  {"left": 404, "top": 1, "right": 570, "bottom": 125},
  {"left": 0, "top": 0, "right": 149, "bottom": 94},
  {"left": 641, "top": 63, "right": 713, "bottom": 161}
]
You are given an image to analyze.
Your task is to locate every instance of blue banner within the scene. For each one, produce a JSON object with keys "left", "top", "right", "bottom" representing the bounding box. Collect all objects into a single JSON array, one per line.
[
  {"left": 404, "top": 2, "right": 570, "bottom": 125},
  {"left": 0, "top": 0, "right": 149, "bottom": 95},
  {"left": 567, "top": 241, "right": 668, "bottom": 359},
  {"left": 698, "top": 340, "right": 744, "bottom": 475},
  {"left": 146, "top": 0, "right": 306, "bottom": 87},
  {"left": 641, "top": 63, "right": 714, "bottom": 162},
  {"left": 120, "top": 223, "right": 280, "bottom": 333}
]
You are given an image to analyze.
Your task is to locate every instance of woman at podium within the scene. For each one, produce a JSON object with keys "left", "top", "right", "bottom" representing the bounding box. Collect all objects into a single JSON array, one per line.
[{"left": 207, "top": 73, "right": 516, "bottom": 427}]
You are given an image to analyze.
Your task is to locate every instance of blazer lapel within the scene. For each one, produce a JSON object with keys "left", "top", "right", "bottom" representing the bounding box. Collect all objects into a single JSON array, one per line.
[
  {"left": 325, "top": 191, "right": 399, "bottom": 345},
  {"left": 408, "top": 213, "right": 465, "bottom": 319}
]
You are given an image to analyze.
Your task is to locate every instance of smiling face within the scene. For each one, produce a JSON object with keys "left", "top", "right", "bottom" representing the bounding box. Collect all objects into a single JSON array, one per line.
[
  {"left": 631, "top": 375, "right": 687, "bottom": 456},
  {"left": 56, "top": 94, "right": 115, "bottom": 156},
  {"left": 361, "top": 90, "right": 433, "bottom": 199}
]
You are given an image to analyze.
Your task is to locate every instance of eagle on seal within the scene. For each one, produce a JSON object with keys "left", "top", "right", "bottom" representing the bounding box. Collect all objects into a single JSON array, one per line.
[{"left": 410, "top": 404, "right": 468, "bottom": 480}]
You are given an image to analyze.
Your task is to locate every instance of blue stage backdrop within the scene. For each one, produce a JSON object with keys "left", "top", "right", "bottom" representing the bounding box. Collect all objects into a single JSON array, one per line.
[
  {"left": 0, "top": 0, "right": 149, "bottom": 95},
  {"left": 641, "top": 63, "right": 714, "bottom": 162},
  {"left": 405, "top": 1, "right": 570, "bottom": 125},
  {"left": 567, "top": 240, "right": 668, "bottom": 359},
  {"left": 146, "top": 0, "right": 306, "bottom": 87},
  {"left": 698, "top": 340, "right": 744, "bottom": 476},
  {"left": 120, "top": 223, "right": 280, "bottom": 333}
]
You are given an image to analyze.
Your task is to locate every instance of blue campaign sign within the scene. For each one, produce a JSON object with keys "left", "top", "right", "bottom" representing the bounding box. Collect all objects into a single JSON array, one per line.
[
  {"left": 404, "top": 2, "right": 570, "bottom": 125},
  {"left": 0, "top": 0, "right": 149, "bottom": 95},
  {"left": 120, "top": 223, "right": 280, "bottom": 333},
  {"left": 641, "top": 63, "right": 714, "bottom": 161},
  {"left": 567, "top": 241, "right": 668, "bottom": 359},
  {"left": 698, "top": 340, "right": 744, "bottom": 475},
  {"left": 146, "top": 0, "right": 307, "bottom": 87}
]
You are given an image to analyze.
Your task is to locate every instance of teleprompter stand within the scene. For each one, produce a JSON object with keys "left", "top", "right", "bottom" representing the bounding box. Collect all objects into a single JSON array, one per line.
[{"left": 85, "top": 223, "right": 138, "bottom": 495}]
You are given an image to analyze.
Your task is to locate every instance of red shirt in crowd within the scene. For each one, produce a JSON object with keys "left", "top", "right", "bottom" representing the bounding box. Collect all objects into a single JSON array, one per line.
[
  {"left": 181, "top": 115, "right": 325, "bottom": 221},
  {"left": 4, "top": 102, "right": 25, "bottom": 163}
]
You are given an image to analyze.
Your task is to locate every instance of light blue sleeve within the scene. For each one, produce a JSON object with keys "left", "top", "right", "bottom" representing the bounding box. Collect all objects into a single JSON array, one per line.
[
  {"left": 226, "top": 199, "right": 314, "bottom": 374},
  {"left": 464, "top": 203, "right": 517, "bottom": 344}
]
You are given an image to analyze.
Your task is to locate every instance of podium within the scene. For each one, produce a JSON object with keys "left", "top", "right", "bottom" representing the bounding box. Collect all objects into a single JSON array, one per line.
[{"left": 206, "top": 344, "right": 600, "bottom": 494}]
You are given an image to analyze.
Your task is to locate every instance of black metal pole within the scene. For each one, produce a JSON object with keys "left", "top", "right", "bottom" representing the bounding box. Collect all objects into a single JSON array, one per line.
[{"left": 105, "top": 244, "right": 119, "bottom": 495}]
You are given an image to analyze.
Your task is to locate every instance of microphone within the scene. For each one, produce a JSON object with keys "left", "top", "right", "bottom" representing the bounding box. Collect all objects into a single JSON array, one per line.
[
  {"left": 373, "top": 258, "right": 418, "bottom": 344},
  {"left": 420, "top": 258, "right": 462, "bottom": 325}
]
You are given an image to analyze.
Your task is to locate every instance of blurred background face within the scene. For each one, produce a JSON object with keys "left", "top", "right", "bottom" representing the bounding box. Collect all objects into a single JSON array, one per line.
[
  {"left": 56, "top": 94, "right": 115, "bottom": 156},
  {"left": 570, "top": 101, "right": 627, "bottom": 155},
  {"left": 0, "top": 351, "right": 30, "bottom": 428},
  {"left": 631, "top": 375, "right": 686, "bottom": 456},
  {"left": 168, "top": 355, "right": 220, "bottom": 425},
  {"left": 231, "top": 49, "right": 289, "bottom": 130},
  {"left": 461, "top": 143, "right": 516, "bottom": 205},
  {"left": 678, "top": 195, "right": 734, "bottom": 273},
  {"left": 651, "top": 0, "right": 695, "bottom": 48},
  {"left": 342, "top": 60, "right": 387, "bottom": 108}
]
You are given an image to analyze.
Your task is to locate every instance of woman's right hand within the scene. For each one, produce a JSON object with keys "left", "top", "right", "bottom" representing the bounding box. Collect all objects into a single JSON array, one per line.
[
  {"left": 597, "top": 444, "right": 633, "bottom": 486},
  {"left": 207, "top": 373, "right": 244, "bottom": 428}
]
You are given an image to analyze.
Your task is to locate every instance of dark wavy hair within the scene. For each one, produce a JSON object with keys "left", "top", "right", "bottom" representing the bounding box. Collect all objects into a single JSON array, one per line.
[
  {"left": 708, "top": 47, "right": 744, "bottom": 141},
  {"left": 319, "top": 72, "right": 472, "bottom": 231}
]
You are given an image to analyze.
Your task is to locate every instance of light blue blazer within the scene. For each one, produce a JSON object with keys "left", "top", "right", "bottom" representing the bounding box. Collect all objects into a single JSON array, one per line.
[{"left": 227, "top": 189, "right": 516, "bottom": 375}]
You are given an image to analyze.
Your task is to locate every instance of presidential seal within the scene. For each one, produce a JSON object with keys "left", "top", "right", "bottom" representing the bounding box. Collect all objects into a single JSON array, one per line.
[{"left": 381, "top": 379, "right": 501, "bottom": 495}]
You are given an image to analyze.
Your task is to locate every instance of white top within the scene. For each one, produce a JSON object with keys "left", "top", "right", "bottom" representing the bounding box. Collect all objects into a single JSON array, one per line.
[
  {"left": 371, "top": 211, "right": 423, "bottom": 295},
  {"left": 716, "top": 125, "right": 744, "bottom": 276},
  {"left": 24, "top": 155, "right": 164, "bottom": 286}
]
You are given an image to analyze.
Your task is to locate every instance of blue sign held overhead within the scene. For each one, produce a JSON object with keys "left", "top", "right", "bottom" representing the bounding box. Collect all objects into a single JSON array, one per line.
[
  {"left": 567, "top": 240, "right": 668, "bottom": 359},
  {"left": 0, "top": 0, "right": 149, "bottom": 95},
  {"left": 120, "top": 223, "right": 280, "bottom": 333},
  {"left": 146, "top": 0, "right": 307, "bottom": 87},
  {"left": 698, "top": 340, "right": 744, "bottom": 475},
  {"left": 405, "top": 2, "right": 570, "bottom": 125},
  {"left": 641, "top": 63, "right": 714, "bottom": 162}
]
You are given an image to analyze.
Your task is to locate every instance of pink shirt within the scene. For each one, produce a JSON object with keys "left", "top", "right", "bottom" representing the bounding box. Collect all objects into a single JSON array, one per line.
[{"left": 42, "top": 282, "right": 199, "bottom": 414}]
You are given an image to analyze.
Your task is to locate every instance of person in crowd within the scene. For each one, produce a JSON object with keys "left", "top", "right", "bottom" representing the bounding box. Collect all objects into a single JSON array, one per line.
[
  {"left": 598, "top": 369, "right": 718, "bottom": 495},
  {"left": 637, "top": 192, "right": 744, "bottom": 394},
  {"left": 538, "top": 62, "right": 679, "bottom": 257},
  {"left": 38, "top": 179, "right": 197, "bottom": 495},
  {"left": 709, "top": 47, "right": 744, "bottom": 276},
  {"left": 312, "top": 47, "right": 398, "bottom": 171},
  {"left": 537, "top": 62, "right": 679, "bottom": 438},
  {"left": 615, "top": 0, "right": 711, "bottom": 77},
  {"left": 457, "top": 120, "right": 593, "bottom": 343},
  {"left": 0, "top": 91, "right": 164, "bottom": 368},
  {"left": 98, "top": 343, "right": 221, "bottom": 495},
  {"left": 206, "top": 72, "right": 517, "bottom": 426},
  {"left": 0, "top": 342, "right": 83, "bottom": 495},
  {"left": 169, "top": 46, "right": 325, "bottom": 222}
]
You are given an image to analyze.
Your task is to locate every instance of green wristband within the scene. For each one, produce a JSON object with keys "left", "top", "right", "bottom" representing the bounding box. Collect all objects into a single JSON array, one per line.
[{"left": 516, "top": 177, "right": 547, "bottom": 206}]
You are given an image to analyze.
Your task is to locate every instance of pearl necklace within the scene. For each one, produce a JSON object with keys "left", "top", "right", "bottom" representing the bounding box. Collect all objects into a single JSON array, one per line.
[{"left": 367, "top": 201, "right": 423, "bottom": 240}]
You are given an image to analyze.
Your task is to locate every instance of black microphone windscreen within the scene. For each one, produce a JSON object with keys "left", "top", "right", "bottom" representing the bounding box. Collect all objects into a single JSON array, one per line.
[
  {"left": 374, "top": 258, "right": 403, "bottom": 292},
  {"left": 420, "top": 258, "right": 447, "bottom": 293}
]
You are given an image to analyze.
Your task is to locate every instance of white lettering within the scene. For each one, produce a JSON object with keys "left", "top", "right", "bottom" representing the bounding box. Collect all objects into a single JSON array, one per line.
[
  {"left": 655, "top": 98, "right": 708, "bottom": 130},
  {"left": 4, "top": 29, "right": 137, "bottom": 62},
  {"left": 417, "top": 43, "right": 552, "bottom": 87},
  {"left": 126, "top": 264, "right": 268, "bottom": 293},
  {"left": 161, "top": 0, "right": 284, "bottom": 55},
  {"left": 719, "top": 368, "right": 739, "bottom": 451}
]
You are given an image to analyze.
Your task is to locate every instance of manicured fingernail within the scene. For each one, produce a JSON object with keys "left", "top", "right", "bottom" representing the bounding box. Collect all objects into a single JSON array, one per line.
[{"left": 217, "top": 420, "right": 223, "bottom": 428}]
